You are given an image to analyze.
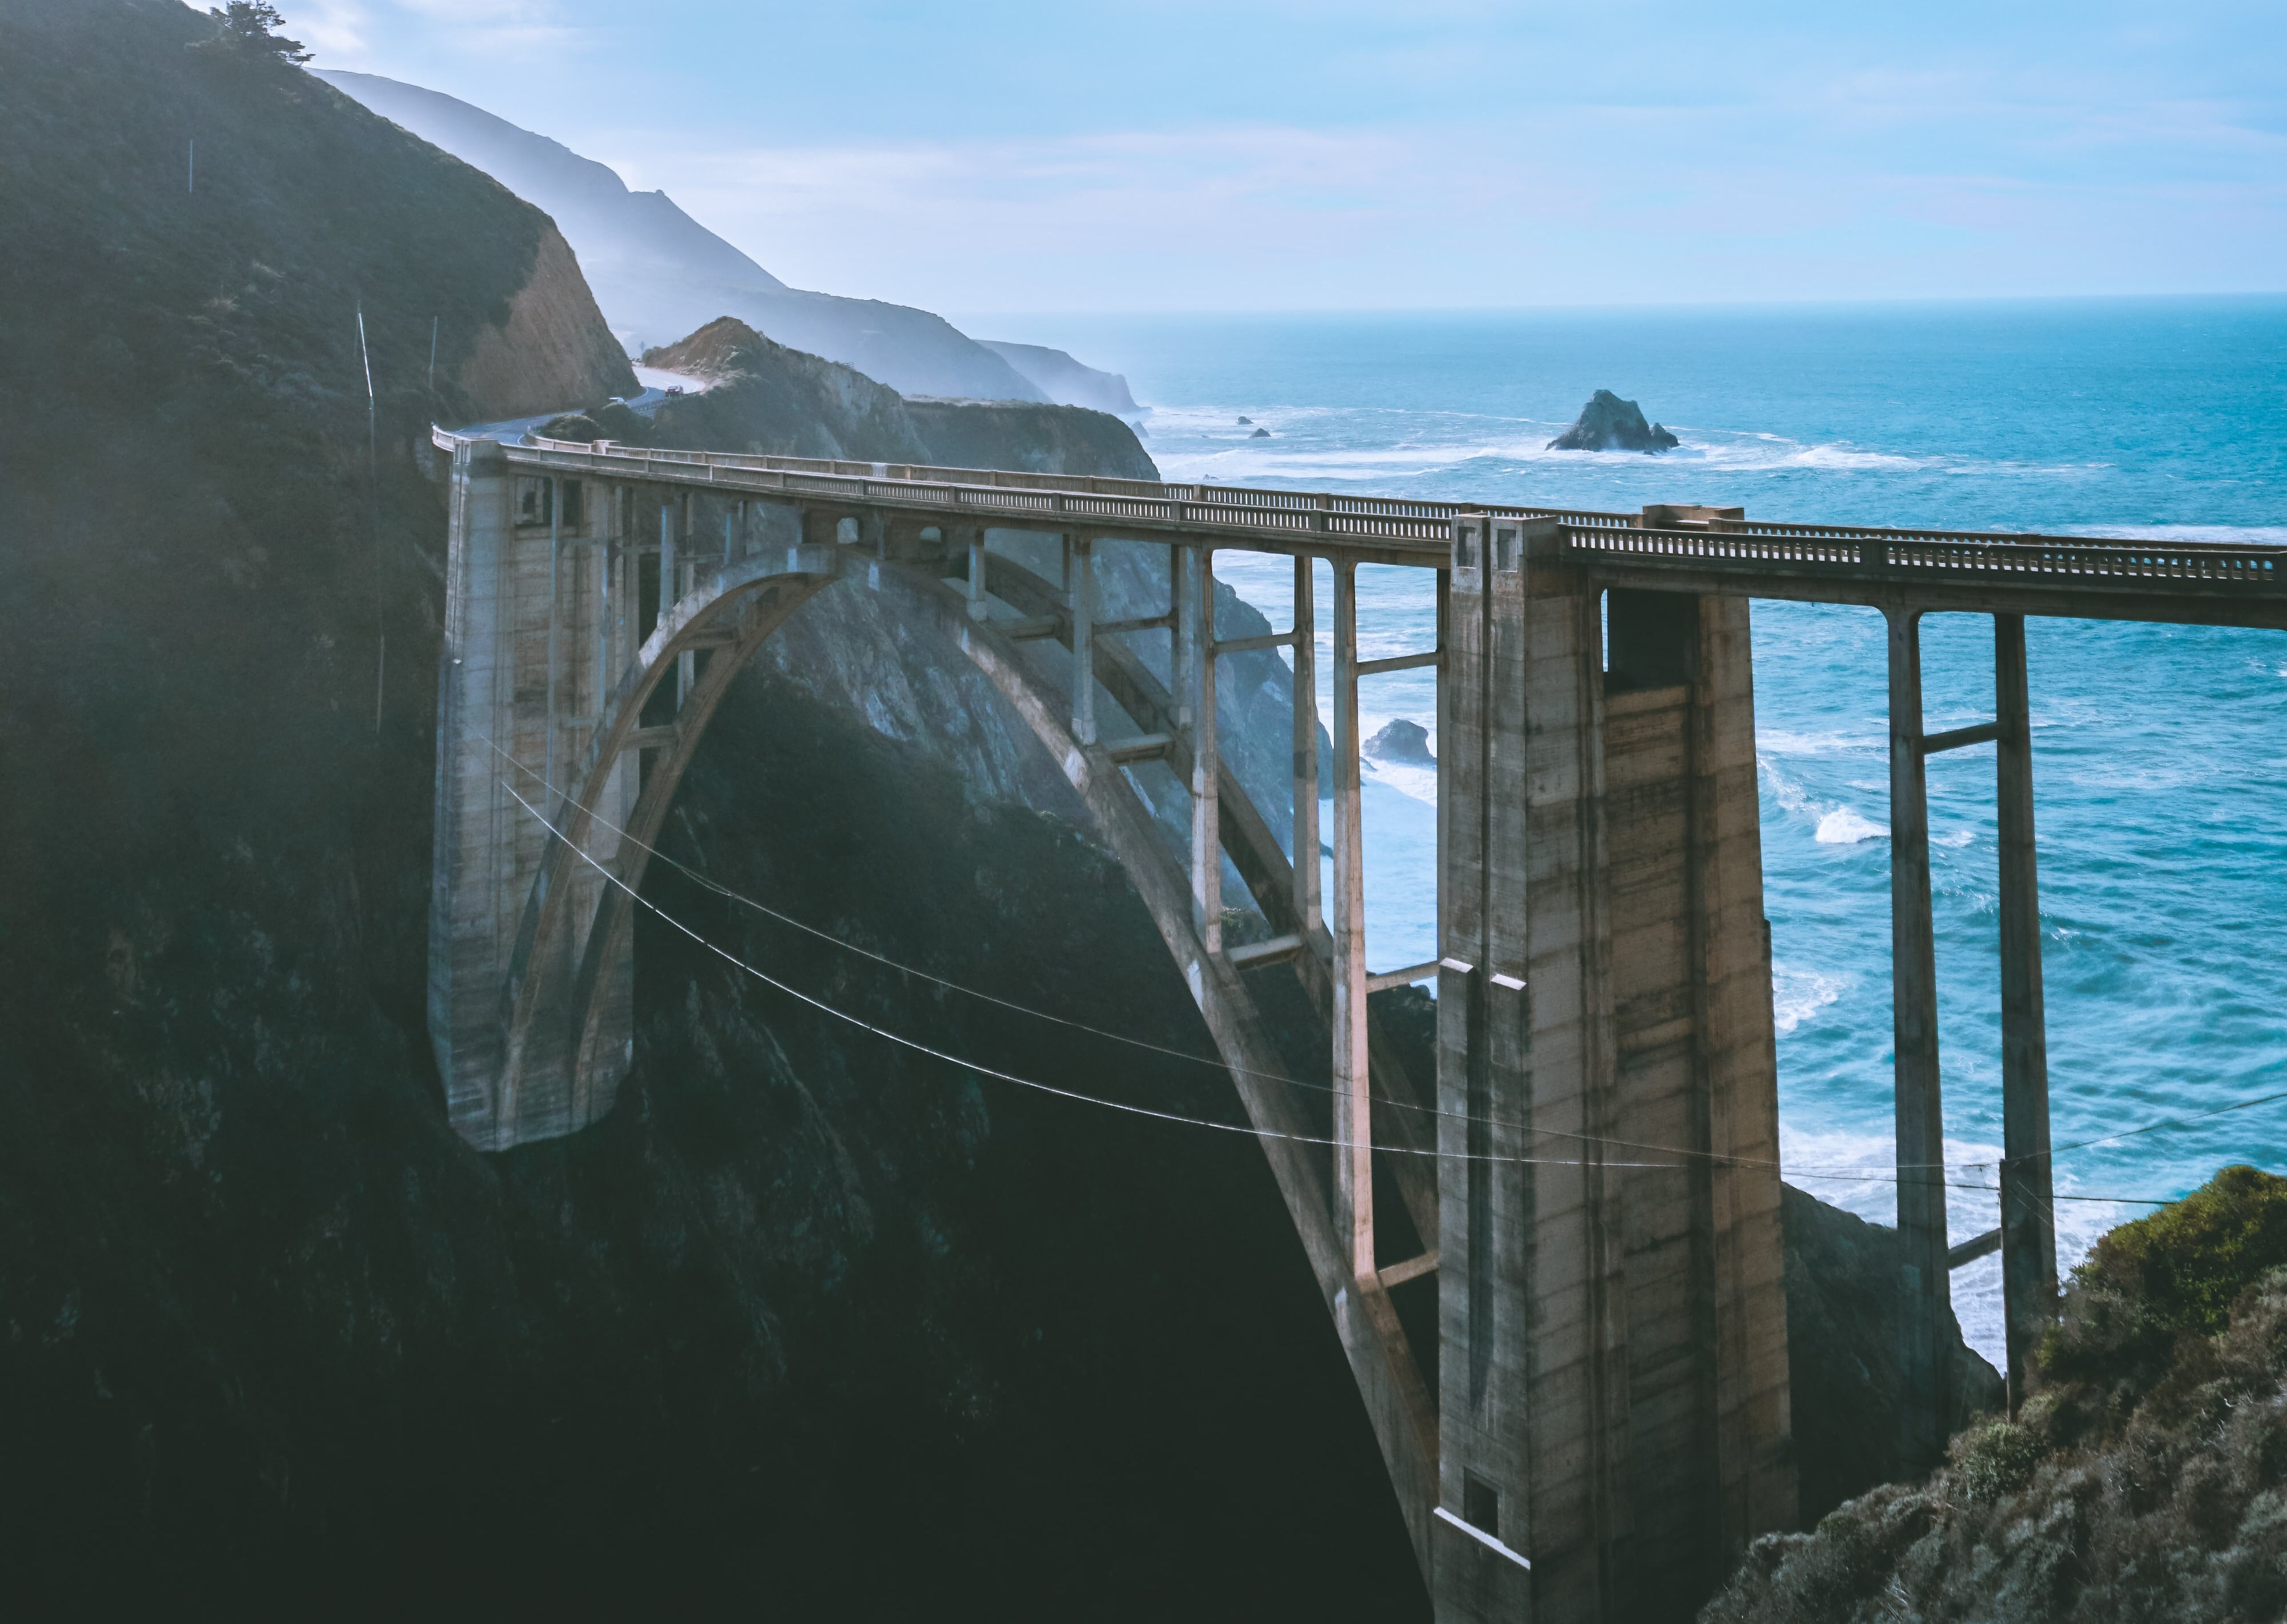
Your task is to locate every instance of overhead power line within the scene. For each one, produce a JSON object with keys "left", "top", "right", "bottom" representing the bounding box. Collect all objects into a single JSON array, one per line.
[
  {"left": 480, "top": 737, "right": 2253, "bottom": 1196},
  {"left": 491, "top": 771, "right": 2186, "bottom": 1208}
]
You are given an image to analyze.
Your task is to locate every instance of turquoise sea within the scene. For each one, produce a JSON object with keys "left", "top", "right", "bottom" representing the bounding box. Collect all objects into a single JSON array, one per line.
[{"left": 969, "top": 298, "right": 2287, "bottom": 1366}]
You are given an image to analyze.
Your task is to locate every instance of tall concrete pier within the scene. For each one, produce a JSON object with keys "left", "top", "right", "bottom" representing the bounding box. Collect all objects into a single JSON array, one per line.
[{"left": 429, "top": 426, "right": 2286, "bottom": 1618}]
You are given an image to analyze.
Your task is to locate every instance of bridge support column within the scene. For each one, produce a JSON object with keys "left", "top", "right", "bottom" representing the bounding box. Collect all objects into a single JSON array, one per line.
[
  {"left": 429, "top": 440, "right": 633, "bottom": 1149},
  {"left": 1994, "top": 613, "right": 2057, "bottom": 1412},
  {"left": 1435, "top": 515, "right": 1625, "bottom": 1621},
  {"left": 1293, "top": 555, "right": 1320, "bottom": 933},
  {"left": 1330, "top": 558, "right": 1372, "bottom": 1281},
  {"left": 1886, "top": 607, "right": 1951, "bottom": 1472},
  {"left": 1069, "top": 536, "right": 1096, "bottom": 745},
  {"left": 1185, "top": 545, "right": 1220, "bottom": 953},
  {"left": 1435, "top": 518, "right": 1791, "bottom": 1623}
]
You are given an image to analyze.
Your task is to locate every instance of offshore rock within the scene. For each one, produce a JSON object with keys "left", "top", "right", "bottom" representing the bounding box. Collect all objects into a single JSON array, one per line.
[
  {"left": 1364, "top": 719, "right": 1434, "bottom": 766},
  {"left": 1547, "top": 388, "right": 1680, "bottom": 453}
]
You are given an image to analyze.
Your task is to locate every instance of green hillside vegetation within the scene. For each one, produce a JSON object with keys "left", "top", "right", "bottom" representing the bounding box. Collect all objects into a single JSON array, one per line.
[{"left": 1705, "top": 1166, "right": 2287, "bottom": 1623}]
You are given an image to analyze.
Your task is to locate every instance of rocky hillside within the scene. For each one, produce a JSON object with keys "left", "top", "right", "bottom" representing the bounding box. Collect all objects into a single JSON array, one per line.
[
  {"left": 0, "top": 1, "right": 631, "bottom": 430},
  {"left": 1782, "top": 1184, "right": 2006, "bottom": 1522},
  {"left": 623, "top": 317, "right": 933, "bottom": 462},
  {"left": 906, "top": 397, "right": 1157, "bottom": 477},
  {"left": 0, "top": 10, "right": 1420, "bottom": 1610},
  {"left": 1706, "top": 1167, "right": 2287, "bottom": 1623},
  {"left": 317, "top": 70, "right": 1051, "bottom": 403},
  {"left": 544, "top": 317, "right": 1160, "bottom": 480}
]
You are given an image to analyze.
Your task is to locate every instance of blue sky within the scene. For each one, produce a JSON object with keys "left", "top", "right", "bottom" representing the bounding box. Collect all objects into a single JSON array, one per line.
[{"left": 290, "top": 0, "right": 2286, "bottom": 312}]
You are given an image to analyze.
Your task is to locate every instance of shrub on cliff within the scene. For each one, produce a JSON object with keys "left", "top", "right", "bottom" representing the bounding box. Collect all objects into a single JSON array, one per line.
[{"left": 1703, "top": 1167, "right": 2287, "bottom": 1623}]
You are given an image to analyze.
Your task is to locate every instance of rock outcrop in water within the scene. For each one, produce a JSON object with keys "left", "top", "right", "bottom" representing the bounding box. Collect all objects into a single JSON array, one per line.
[
  {"left": 1547, "top": 388, "right": 1680, "bottom": 452},
  {"left": 1365, "top": 719, "right": 1435, "bottom": 766}
]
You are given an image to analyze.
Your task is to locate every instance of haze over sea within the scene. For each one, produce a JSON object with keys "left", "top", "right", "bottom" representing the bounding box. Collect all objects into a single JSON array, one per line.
[{"left": 972, "top": 296, "right": 2287, "bottom": 1367}]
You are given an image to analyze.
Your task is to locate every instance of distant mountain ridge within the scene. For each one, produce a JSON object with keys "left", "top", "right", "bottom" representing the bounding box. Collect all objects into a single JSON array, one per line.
[
  {"left": 316, "top": 70, "right": 1052, "bottom": 405},
  {"left": 977, "top": 340, "right": 1138, "bottom": 415}
]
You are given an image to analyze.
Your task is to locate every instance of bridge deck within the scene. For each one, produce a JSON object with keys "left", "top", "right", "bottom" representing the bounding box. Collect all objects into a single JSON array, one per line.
[{"left": 464, "top": 429, "right": 2287, "bottom": 629}]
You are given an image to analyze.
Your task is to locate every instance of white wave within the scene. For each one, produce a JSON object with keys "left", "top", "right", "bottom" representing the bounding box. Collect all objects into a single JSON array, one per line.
[
  {"left": 1762, "top": 755, "right": 1888, "bottom": 844},
  {"left": 1772, "top": 962, "right": 1844, "bottom": 1035},
  {"left": 1756, "top": 755, "right": 1818, "bottom": 817},
  {"left": 1934, "top": 828, "right": 1976, "bottom": 848},
  {"left": 1148, "top": 401, "right": 2127, "bottom": 493},
  {"left": 1816, "top": 808, "right": 1888, "bottom": 844},
  {"left": 1758, "top": 727, "right": 1884, "bottom": 757},
  {"left": 1365, "top": 759, "right": 1439, "bottom": 806}
]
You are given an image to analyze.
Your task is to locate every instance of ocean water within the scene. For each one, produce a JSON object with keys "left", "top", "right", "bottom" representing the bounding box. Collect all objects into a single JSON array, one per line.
[{"left": 969, "top": 298, "right": 2287, "bottom": 1367}]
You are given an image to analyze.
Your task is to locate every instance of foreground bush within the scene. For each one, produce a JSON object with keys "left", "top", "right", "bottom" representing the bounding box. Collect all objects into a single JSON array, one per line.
[{"left": 1704, "top": 1166, "right": 2287, "bottom": 1623}]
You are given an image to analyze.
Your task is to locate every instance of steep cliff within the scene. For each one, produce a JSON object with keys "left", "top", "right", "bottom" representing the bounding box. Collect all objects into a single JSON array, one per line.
[
  {"left": 316, "top": 70, "right": 1052, "bottom": 404},
  {"left": 906, "top": 398, "right": 1159, "bottom": 478},
  {"left": 635, "top": 318, "right": 932, "bottom": 462},
  {"left": 453, "top": 226, "right": 633, "bottom": 420},
  {"left": 0, "top": 6, "right": 1419, "bottom": 1612},
  {"left": 1781, "top": 1184, "right": 2006, "bottom": 1522},
  {"left": 979, "top": 339, "right": 1143, "bottom": 414},
  {"left": 602, "top": 318, "right": 1160, "bottom": 481},
  {"left": 0, "top": 0, "right": 631, "bottom": 431}
]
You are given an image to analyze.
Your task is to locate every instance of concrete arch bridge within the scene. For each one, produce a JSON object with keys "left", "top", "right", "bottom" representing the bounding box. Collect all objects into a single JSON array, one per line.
[{"left": 429, "top": 428, "right": 2285, "bottom": 1622}]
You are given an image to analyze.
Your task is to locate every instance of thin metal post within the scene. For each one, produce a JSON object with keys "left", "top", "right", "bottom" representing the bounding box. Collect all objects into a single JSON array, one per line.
[
  {"left": 1070, "top": 536, "right": 1096, "bottom": 746},
  {"left": 1188, "top": 547, "right": 1220, "bottom": 953},
  {"left": 1887, "top": 606, "right": 1949, "bottom": 1470},
  {"left": 1994, "top": 612, "right": 2056, "bottom": 1412},
  {"left": 1293, "top": 554, "right": 1321, "bottom": 933},
  {"left": 1331, "top": 558, "right": 1372, "bottom": 1282}
]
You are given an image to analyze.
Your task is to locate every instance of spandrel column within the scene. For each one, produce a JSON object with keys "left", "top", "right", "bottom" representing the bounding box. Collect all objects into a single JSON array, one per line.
[{"left": 1886, "top": 606, "right": 1950, "bottom": 1471}]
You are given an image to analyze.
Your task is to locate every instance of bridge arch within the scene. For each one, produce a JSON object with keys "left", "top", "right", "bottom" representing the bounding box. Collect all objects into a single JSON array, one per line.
[{"left": 430, "top": 435, "right": 1445, "bottom": 1574}]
